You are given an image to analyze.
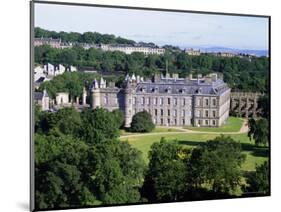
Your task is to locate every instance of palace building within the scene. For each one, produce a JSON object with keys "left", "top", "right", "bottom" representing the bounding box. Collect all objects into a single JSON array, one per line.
[{"left": 90, "top": 73, "right": 231, "bottom": 128}]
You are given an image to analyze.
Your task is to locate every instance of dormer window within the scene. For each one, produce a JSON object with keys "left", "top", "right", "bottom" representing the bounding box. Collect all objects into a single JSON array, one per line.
[{"left": 166, "top": 86, "right": 171, "bottom": 93}]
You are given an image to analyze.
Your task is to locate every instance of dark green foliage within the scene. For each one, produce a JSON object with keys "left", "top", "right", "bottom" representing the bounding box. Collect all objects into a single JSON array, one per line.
[
  {"left": 80, "top": 108, "right": 120, "bottom": 144},
  {"left": 35, "top": 27, "right": 135, "bottom": 44},
  {"left": 248, "top": 118, "right": 269, "bottom": 146},
  {"left": 38, "top": 72, "right": 98, "bottom": 99},
  {"left": 188, "top": 135, "right": 246, "bottom": 194},
  {"left": 35, "top": 44, "right": 269, "bottom": 93},
  {"left": 258, "top": 94, "right": 270, "bottom": 119},
  {"left": 243, "top": 161, "right": 269, "bottom": 195},
  {"left": 130, "top": 111, "right": 155, "bottom": 133},
  {"left": 35, "top": 107, "right": 145, "bottom": 209},
  {"left": 111, "top": 109, "right": 125, "bottom": 128},
  {"left": 142, "top": 139, "right": 188, "bottom": 202}
]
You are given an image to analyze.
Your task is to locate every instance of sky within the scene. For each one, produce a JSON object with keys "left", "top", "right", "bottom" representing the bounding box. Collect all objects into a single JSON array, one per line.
[{"left": 34, "top": 3, "right": 269, "bottom": 50}]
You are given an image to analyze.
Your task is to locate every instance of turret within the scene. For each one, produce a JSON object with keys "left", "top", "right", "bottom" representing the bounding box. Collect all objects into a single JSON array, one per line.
[
  {"left": 124, "top": 80, "right": 133, "bottom": 128},
  {"left": 91, "top": 79, "right": 101, "bottom": 108}
]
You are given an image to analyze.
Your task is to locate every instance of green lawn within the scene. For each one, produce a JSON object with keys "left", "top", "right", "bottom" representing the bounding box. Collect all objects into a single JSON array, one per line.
[
  {"left": 119, "top": 127, "right": 183, "bottom": 136},
  {"left": 186, "top": 117, "right": 244, "bottom": 132},
  {"left": 120, "top": 132, "right": 268, "bottom": 171}
]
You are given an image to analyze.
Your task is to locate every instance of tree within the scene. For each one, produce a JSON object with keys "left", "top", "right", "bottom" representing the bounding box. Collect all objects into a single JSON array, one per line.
[
  {"left": 80, "top": 108, "right": 120, "bottom": 144},
  {"left": 130, "top": 111, "right": 155, "bottom": 132},
  {"left": 243, "top": 161, "right": 269, "bottom": 195},
  {"left": 142, "top": 138, "right": 189, "bottom": 202},
  {"left": 188, "top": 135, "right": 246, "bottom": 194},
  {"left": 248, "top": 118, "right": 269, "bottom": 146},
  {"left": 111, "top": 109, "right": 124, "bottom": 128}
]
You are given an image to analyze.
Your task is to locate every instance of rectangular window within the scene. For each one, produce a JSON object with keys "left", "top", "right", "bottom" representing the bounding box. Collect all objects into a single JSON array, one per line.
[
  {"left": 182, "top": 98, "right": 186, "bottom": 106},
  {"left": 154, "top": 98, "right": 157, "bottom": 105},
  {"left": 141, "top": 97, "right": 145, "bottom": 105},
  {"left": 212, "top": 99, "right": 216, "bottom": 106},
  {"left": 173, "top": 110, "right": 177, "bottom": 116},
  {"left": 155, "top": 109, "right": 157, "bottom": 116},
  {"left": 167, "top": 118, "right": 170, "bottom": 125},
  {"left": 198, "top": 120, "right": 202, "bottom": 125},
  {"left": 182, "top": 119, "right": 185, "bottom": 125},
  {"left": 168, "top": 98, "right": 171, "bottom": 105},
  {"left": 133, "top": 97, "right": 136, "bottom": 105},
  {"left": 197, "top": 99, "right": 201, "bottom": 106},
  {"left": 147, "top": 98, "right": 150, "bottom": 105},
  {"left": 161, "top": 109, "right": 164, "bottom": 116},
  {"left": 161, "top": 118, "right": 163, "bottom": 125},
  {"left": 205, "top": 110, "right": 209, "bottom": 117},
  {"left": 205, "top": 120, "right": 208, "bottom": 125},
  {"left": 174, "top": 119, "right": 177, "bottom": 125},
  {"left": 205, "top": 99, "right": 209, "bottom": 106},
  {"left": 160, "top": 97, "right": 163, "bottom": 105},
  {"left": 174, "top": 98, "right": 177, "bottom": 105},
  {"left": 182, "top": 110, "right": 185, "bottom": 116},
  {"left": 168, "top": 109, "right": 170, "bottom": 116},
  {"left": 212, "top": 120, "right": 216, "bottom": 125},
  {"left": 197, "top": 110, "right": 201, "bottom": 117},
  {"left": 212, "top": 110, "right": 216, "bottom": 117}
]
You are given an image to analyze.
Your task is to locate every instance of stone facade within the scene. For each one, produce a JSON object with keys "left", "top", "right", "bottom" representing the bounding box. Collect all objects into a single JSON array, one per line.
[
  {"left": 91, "top": 73, "right": 231, "bottom": 128},
  {"left": 34, "top": 89, "right": 50, "bottom": 111}
]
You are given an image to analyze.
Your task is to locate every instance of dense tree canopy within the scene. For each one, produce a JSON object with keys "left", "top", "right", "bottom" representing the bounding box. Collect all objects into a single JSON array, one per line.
[
  {"left": 248, "top": 118, "right": 269, "bottom": 146},
  {"left": 188, "top": 135, "right": 246, "bottom": 194},
  {"left": 34, "top": 107, "right": 145, "bottom": 210},
  {"left": 243, "top": 161, "right": 269, "bottom": 195},
  {"left": 130, "top": 111, "right": 155, "bottom": 132},
  {"left": 142, "top": 138, "right": 189, "bottom": 202},
  {"left": 35, "top": 44, "right": 269, "bottom": 93}
]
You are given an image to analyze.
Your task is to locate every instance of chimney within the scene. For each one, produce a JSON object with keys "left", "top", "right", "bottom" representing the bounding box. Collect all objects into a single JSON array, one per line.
[{"left": 172, "top": 73, "right": 179, "bottom": 79}]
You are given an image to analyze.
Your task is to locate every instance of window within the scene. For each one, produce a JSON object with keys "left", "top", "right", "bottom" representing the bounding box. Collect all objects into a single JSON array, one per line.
[
  {"left": 167, "top": 118, "right": 170, "bottom": 125},
  {"left": 212, "top": 120, "right": 216, "bottom": 125},
  {"left": 182, "top": 110, "right": 185, "bottom": 116},
  {"left": 155, "top": 109, "right": 157, "bottom": 116},
  {"left": 147, "top": 98, "right": 150, "bottom": 105},
  {"left": 133, "top": 97, "right": 136, "bottom": 105},
  {"left": 174, "top": 119, "right": 177, "bottom": 125},
  {"left": 173, "top": 110, "right": 177, "bottom": 116},
  {"left": 197, "top": 110, "right": 201, "bottom": 117},
  {"left": 141, "top": 97, "right": 145, "bottom": 105},
  {"left": 161, "top": 118, "right": 163, "bottom": 125},
  {"left": 205, "top": 99, "right": 209, "bottom": 106},
  {"left": 168, "top": 98, "right": 171, "bottom": 105},
  {"left": 154, "top": 98, "right": 157, "bottom": 105},
  {"left": 161, "top": 109, "right": 164, "bottom": 116},
  {"left": 198, "top": 120, "right": 202, "bottom": 125},
  {"left": 205, "top": 120, "right": 209, "bottom": 125},
  {"left": 168, "top": 109, "right": 170, "bottom": 116},
  {"left": 182, "top": 119, "right": 185, "bottom": 125},
  {"left": 174, "top": 98, "right": 177, "bottom": 105},
  {"left": 182, "top": 98, "right": 186, "bottom": 106},
  {"left": 160, "top": 97, "right": 163, "bottom": 105},
  {"left": 205, "top": 110, "right": 209, "bottom": 117},
  {"left": 197, "top": 99, "right": 201, "bottom": 106},
  {"left": 104, "top": 96, "right": 108, "bottom": 104},
  {"left": 212, "top": 110, "right": 216, "bottom": 117},
  {"left": 212, "top": 99, "right": 216, "bottom": 106}
]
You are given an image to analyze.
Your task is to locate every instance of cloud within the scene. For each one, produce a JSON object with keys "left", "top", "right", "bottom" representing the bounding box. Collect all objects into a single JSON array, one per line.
[{"left": 192, "top": 35, "right": 202, "bottom": 40}]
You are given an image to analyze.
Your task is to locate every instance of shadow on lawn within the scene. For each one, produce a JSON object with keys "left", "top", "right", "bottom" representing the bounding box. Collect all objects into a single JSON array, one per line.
[
  {"left": 176, "top": 140, "right": 205, "bottom": 147},
  {"left": 176, "top": 140, "right": 269, "bottom": 158},
  {"left": 240, "top": 143, "right": 269, "bottom": 157}
]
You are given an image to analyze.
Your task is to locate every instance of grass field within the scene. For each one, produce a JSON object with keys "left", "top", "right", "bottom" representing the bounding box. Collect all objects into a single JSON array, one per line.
[
  {"left": 186, "top": 117, "right": 244, "bottom": 132},
  {"left": 120, "top": 132, "right": 268, "bottom": 171},
  {"left": 119, "top": 127, "right": 184, "bottom": 136}
]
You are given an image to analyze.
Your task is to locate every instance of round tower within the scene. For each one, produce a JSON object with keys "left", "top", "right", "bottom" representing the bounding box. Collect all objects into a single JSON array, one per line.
[
  {"left": 91, "top": 79, "right": 101, "bottom": 109},
  {"left": 124, "top": 80, "right": 133, "bottom": 128}
]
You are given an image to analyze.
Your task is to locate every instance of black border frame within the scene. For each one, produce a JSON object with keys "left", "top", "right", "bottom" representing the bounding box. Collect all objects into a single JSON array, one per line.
[{"left": 30, "top": 1, "right": 271, "bottom": 211}]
